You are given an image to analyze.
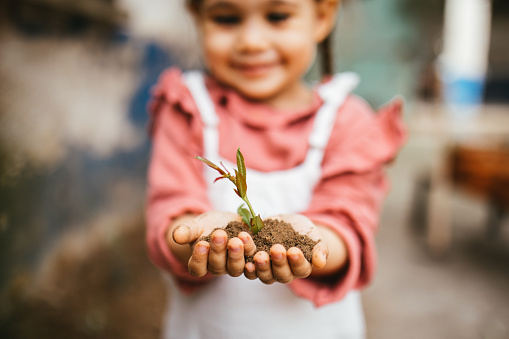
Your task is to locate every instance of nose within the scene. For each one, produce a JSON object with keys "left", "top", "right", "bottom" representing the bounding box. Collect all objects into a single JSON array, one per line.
[{"left": 235, "top": 18, "right": 269, "bottom": 53}]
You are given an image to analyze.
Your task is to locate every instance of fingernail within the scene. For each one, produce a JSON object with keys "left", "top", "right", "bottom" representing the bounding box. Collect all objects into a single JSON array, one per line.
[
  {"left": 272, "top": 252, "right": 283, "bottom": 260},
  {"left": 240, "top": 236, "right": 249, "bottom": 245},
  {"left": 197, "top": 245, "right": 208, "bottom": 254},
  {"left": 256, "top": 260, "right": 267, "bottom": 267},
  {"left": 289, "top": 254, "right": 299, "bottom": 261},
  {"left": 213, "top": 236, "right": 225, "bottom": 245}
]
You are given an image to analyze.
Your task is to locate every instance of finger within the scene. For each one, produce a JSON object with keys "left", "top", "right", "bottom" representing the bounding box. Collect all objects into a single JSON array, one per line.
[
  {"left": 238, "top": 232, "right": 256, "bottom": 257},
  {"left": 207, "top": 229, "right": 228, "bottom": 275},
  {"left": 226, "top": 238, "right": 245, "bottom": 277},
  {"left": 173, "top": 223, "right": 201, "bottom": 245},
  {"left": 254, "top": 251, "right": 274, "bottom": 284},
  {"left": 244, "top": 262, "right": 257, "bottom": 280},
  {"left": 312, "top": 241, "right": 328, "bottom": 269},
  {"left": 188, "top": 241, "right": 210, "bottom": 277},
  {"left": 270, "top": 244, "right": 293, "bottom": 284},
  {"left": 287, "top": 247, "right": 312, "bottom": 278}
]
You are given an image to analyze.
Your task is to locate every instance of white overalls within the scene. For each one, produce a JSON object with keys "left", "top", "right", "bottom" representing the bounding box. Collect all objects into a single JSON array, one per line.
[{"left": 162, "top": 72, "right": 365, "bottom": 339}]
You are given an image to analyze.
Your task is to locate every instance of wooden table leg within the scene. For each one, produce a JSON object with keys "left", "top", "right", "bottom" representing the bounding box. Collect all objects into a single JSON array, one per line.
[{"left": 427, "top": 144, "right": 453, "bottom": 256}]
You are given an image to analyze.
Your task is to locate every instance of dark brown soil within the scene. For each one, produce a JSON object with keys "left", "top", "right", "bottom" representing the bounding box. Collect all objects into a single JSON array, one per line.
[{"left": 200, "top": 219, "right": 318, "bottom": 262}]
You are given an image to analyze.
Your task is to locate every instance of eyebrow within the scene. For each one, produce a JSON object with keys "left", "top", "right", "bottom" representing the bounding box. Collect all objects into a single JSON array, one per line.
[
  {"left": 203, "top": 0, "right": 299, "bottom": 12},
  {"left": 269, "top": 0, "right": 299, "bottom": 7},
  {"left": 203, "top": 1, "right": 237, "bottom": 12}
]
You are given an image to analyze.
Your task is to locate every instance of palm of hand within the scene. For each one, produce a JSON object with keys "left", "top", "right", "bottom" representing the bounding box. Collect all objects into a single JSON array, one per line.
[
  {"left": 268, "top": 214, "right": 328, "bottom": 269},
  {"left": 173, "top": 212, "right": 328, "bottom": 283}
]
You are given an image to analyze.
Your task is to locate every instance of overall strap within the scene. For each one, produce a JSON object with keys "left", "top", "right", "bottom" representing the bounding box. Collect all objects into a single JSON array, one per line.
[
  {"left": 306, "top": 72, "right": 360, "bottom": 165},
  {"left": 183, "top": 71, "right": 220, "bottom": 158},
  {"left": 183, "top": 70, "right": 360, "bottom": 165}
]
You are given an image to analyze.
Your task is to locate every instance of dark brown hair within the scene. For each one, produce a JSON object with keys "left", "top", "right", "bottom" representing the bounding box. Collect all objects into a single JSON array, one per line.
[{"left": 186, "top": 0, "right": 334, "bottom": 78}]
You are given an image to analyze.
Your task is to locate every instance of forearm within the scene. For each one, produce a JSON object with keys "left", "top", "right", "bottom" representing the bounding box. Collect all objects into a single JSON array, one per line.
[{"left": 311, "top": 224, "right": 349, "bottom": 277}]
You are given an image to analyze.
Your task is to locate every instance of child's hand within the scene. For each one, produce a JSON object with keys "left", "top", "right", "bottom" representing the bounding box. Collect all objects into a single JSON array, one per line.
[
  {"left": 171, "top": 211, "right": 257, "bottom": 278},
  {"left": 243, "top": 214, "right": 329, "bottom": 285}
]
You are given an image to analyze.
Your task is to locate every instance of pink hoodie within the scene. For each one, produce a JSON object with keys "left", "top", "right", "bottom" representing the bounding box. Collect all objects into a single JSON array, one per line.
[{"left": 145, "top": 67, "right": 406, "bottom": 307}]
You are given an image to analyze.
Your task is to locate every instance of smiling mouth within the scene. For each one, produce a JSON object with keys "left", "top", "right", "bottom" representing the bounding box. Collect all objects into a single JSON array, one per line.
[{"left": 233, "top": 63, "right": 276, "bottom": 77}]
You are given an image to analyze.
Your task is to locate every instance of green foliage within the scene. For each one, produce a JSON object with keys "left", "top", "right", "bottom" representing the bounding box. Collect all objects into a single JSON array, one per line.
[
  {"left": 237, "top": 205, "right": 251, "bottom": 227},
  {"left": 236, "top": 150, "right": 246, "bottom": 179},
  {"left": 251, "top": 215, "right": 264, "bottom": 234},
  {"left": 196, "top": 148, "right": 265, "bottom": 234}
]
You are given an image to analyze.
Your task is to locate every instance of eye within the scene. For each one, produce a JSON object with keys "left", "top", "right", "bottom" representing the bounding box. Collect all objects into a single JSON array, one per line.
[
  {"left": 267, "top": 12, "right": 289, "bottom": 23},
  {"left": 212, "top": 15, "right": 241, "bottom": 25}
]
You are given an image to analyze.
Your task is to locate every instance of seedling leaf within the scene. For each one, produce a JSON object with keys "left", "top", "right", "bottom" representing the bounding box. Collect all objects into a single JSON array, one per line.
[
  {"left": 234, "top": 170, "right": 247, "bottom": 199},
  {"left": 236, "top": 148, "right": 246, "bottom": 180},
  {"left": 237, "top": 205, "right": 252, "bottom": 227},
  {"left": 213, "top": 176, "right": 226, "bottom": 183},
  {"left": 251, "top": 215, "right": 264, "bottom": 234},
  {"left": 195, "top": 156, "right": 227, "bottom": 175},
  {"left": 196, "top": 149, "right": 265, "bottom": 234}
]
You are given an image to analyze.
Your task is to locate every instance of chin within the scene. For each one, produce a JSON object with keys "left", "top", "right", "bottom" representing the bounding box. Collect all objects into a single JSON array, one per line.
[
  {"left": 233, "top": 80, "right": 285, "bottom": 100},
  {"left": 236, "top": 87, "right": 280, "bottom": 102}
]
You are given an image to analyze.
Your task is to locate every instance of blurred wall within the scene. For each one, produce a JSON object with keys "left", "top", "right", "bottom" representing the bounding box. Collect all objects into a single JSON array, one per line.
[{"left": 0, "top": 0, "right": 175, "bottom": 296}]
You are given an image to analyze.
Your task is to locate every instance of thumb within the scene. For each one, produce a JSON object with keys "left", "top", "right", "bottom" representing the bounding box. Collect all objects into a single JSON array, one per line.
[
  {"left": 311, "top": 241, "right": 328, "bottom": 269},
  {"left": 173, "top": 223, "right": 201, "bottom": 245}
]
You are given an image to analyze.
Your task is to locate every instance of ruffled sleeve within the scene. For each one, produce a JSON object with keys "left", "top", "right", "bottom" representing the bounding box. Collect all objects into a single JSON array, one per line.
[
  {"left": 292, "top": 96, "right": 407, "bottom": 307},
  {"left": 148, "top": 68, "right": 201, "bottom": 136},
  {"left": 322, "top": 96, "right": 406, "bottom": 176},
  {"left": 146, "top": 67, "right": 214, "bottom": 292}
]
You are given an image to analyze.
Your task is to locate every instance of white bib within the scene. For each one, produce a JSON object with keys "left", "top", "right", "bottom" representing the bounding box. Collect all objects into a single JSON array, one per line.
[{"left": 162, "top": 72, "right": 365, "bottom": 339}]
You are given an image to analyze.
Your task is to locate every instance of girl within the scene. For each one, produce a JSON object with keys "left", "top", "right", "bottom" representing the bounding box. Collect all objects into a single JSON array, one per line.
[{"left": 146, "top": 0, "right": 406, "bottom": 338}]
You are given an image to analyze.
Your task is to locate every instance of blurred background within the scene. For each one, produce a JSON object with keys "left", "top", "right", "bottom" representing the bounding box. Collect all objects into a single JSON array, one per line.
[{"left": 0, "top": 0, "right": 508, "bottom": 338}]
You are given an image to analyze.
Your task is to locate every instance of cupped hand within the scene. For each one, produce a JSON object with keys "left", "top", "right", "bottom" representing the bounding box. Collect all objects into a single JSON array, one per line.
[
  {"left": 171, "top": 211, "right": 257, "bottom": 277},
  {"left": 243, "top": 214, "right": 328, "bottom": 284}
]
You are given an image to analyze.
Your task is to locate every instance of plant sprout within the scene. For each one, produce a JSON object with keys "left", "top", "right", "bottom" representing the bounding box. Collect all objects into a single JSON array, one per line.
[{"left": 196, "top": 149, "right": 264, "bottom": 234}]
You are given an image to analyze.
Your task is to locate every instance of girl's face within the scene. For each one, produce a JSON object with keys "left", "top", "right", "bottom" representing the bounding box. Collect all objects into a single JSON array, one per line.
[{"left": 192, "top": 0, "right": 337, "bottom": 107}]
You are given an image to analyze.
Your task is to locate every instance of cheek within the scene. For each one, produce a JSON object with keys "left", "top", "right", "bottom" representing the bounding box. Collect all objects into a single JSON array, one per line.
[
  {"left": 203, "top": 31, "right": 233, "bottom": 64},
  {"left": 279, "top": 32, "right": 315, "bottom": 66}
]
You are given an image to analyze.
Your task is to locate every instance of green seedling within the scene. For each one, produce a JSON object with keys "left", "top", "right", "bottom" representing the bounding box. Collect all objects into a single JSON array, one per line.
[{"left": 196, "top": 149, "right": 264, "bottom": 234}]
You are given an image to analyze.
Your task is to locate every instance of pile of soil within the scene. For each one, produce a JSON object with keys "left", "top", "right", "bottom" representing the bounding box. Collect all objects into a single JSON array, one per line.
[{"left": 200, "top": 219, "right": 318, "bottom": 262}]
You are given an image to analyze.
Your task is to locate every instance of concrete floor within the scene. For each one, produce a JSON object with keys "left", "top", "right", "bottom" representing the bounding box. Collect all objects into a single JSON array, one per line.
[{"left": 363, "top": 103, "right": 509, "bottom": 339}]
